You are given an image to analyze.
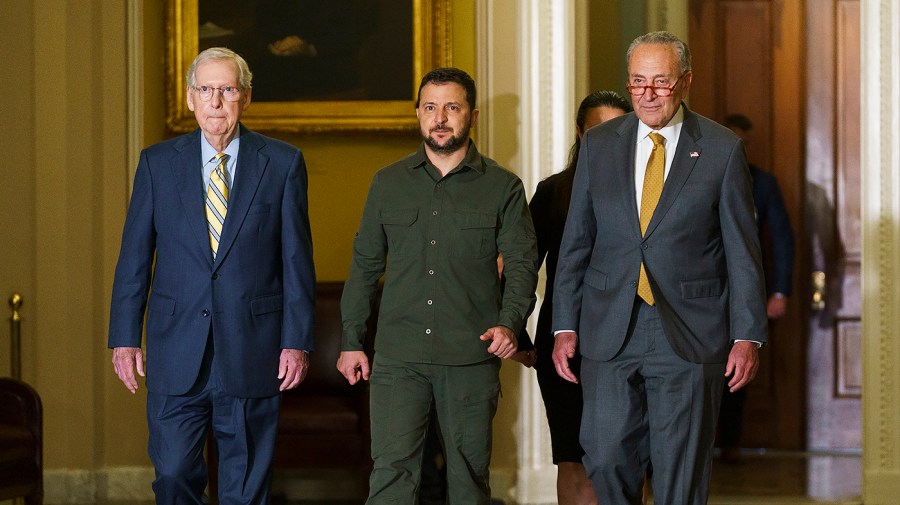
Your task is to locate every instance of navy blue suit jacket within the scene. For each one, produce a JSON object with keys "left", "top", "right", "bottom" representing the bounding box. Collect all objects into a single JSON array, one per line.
[
  {"left": 108, "top": 126, "right": 316, "bottom": 398},
  {"left": 750, "top": 165, "right": 794, "bottom": 296}
]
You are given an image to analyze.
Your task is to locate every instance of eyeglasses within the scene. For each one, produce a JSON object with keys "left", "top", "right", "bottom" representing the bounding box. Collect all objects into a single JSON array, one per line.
[
  {"left": 626, "top": 73, "right": 686, "bottom": 97},
  {"left": 191, "top": 85, "right": 243, "bottom": 102}
]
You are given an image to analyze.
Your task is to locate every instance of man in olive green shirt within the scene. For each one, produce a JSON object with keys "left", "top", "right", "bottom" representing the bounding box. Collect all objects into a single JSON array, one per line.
[{"left": 337, "top": 67, "right": 538, "bottom": 504}]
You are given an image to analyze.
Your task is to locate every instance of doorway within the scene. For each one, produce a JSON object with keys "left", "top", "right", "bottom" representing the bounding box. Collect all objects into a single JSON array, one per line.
[{"left": 688, "top": 0, "right": 862, "bottom": 484}]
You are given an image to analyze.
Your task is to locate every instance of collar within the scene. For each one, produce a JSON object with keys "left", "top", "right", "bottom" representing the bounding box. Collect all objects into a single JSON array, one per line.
[
  {"left": 200, "top": 129, "right": 241, "bottom": 165},
  {"left": 406, "top": 140, "right": 486, "bottom": 174},
  {"left": 636, "top": 104, "right": 685, "bottom": 147}
]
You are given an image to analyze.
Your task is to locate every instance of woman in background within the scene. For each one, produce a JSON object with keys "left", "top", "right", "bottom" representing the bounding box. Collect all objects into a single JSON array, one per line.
[{"left": 530, "top": 91, "right": 632, "bottom": 505}]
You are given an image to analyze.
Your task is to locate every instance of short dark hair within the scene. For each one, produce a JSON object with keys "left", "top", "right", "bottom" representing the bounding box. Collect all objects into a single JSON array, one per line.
[
  {"left": 575, "top": 90, "right": 632, "bottom": 133},
  {"left": 416, "top": 67, "right": 477, "bottom": 110},
  {"left": 723, "top": 113, "right": 753, "bottom": 132}
]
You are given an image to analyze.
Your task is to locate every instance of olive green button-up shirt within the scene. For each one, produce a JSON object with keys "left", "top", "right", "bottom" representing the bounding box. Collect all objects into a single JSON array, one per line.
[{"left": 341, "top": 142, "right": 538, "bottom": 365}]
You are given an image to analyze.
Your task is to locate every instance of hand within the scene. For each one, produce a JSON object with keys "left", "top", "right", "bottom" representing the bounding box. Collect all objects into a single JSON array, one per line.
[
  {"left": 278, "top": 349, "right": 309, "bottom": 391},
  {"left": 510, "top": 349, "right": 537, "bottom": 368},
  {"left": 552, "top": 332, "right": 579, "bottom": 383},
  {"left": 336, "top": 351, "right": 370, "bottom": 385},
  {"left": 112, "top": 346, "right": 145, "bottom": 394},
  {"left": 480, "top": 326, "right": 518, "bottom": 359},
  {"left": 725, "top": 341, "right": 759, "bottom": 392},
  {"left": 766, "top": 295, "right": 788, "bottom": 319}
]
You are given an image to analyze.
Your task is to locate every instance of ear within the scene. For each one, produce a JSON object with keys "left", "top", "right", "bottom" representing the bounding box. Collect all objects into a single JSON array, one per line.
[
  {"left": 680, "top": 71, "right": 693, "bottom": 97},
  {"left": 470, "top": 108, "right": 479, "bottom": 127},
  {"left": 186, "top": 87, "right": 196, "bottom": 112},
  {"left": 241, "top": 87, "right": 252, "bottom": 111}
]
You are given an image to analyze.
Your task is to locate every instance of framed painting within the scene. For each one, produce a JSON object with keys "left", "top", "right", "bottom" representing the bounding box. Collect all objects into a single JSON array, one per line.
[{"left": 166, "top": 0, "right": 452, "bottom": 133}]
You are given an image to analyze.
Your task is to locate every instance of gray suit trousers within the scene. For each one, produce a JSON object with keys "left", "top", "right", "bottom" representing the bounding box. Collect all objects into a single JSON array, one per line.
[{"left": 580, "top": 300, "right": 726, "bottom": 505}]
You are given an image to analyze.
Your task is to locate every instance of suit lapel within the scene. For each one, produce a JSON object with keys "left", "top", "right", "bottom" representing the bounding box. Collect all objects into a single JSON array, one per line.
[
  {"left": 214, "top": 126, "right": 268, "bottom": 269},
  {"left": 172, "top": 130, "right": 214, "bottom": 267},
  {"left": 642, "top": 107, "right": 702, "bottom": 238},
  {"left": 614, "top": 116, "right": 642, "bottom": 239}
]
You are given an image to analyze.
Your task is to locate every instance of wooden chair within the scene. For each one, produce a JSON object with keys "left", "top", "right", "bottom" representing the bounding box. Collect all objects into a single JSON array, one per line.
[{"left": 0, "top": 377, "right": 43, "bottom": 505}]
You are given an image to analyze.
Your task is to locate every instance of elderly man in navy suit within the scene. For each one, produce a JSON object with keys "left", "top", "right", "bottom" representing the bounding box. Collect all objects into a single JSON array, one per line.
[
  {"left": 552, "top": 32, "right": 767, "bottom": 505},
  {"left": 108, "top": 47, "right": 315, "bottom": 505}
]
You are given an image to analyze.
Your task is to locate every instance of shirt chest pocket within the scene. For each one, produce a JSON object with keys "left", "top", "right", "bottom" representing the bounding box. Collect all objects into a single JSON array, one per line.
[
  {"left": 378, "top": 208, "right": 420, "bottom": 259},
  {"left": 451, "top": 210, "right": 498, "bottom": 259}
]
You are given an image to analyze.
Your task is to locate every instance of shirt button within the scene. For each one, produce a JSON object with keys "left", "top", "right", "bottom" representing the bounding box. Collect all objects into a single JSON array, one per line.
[
  {"left": 202, "top": 309, "right": 210, "bottom": 317},
  {"left": 430, "top": 240, "right": 436, "bottom": 245},
  {"left": 432, "top": 210, "right": 438, "bottom": 216},
  {"left": 427, "top": 299, "right": 433, "bottom": 305},
  {"left": 425, "top": 329, "right": 432, "bottom": 334},
  {"left": 428, "top": 269, "right": 434, "bottom": 275}
]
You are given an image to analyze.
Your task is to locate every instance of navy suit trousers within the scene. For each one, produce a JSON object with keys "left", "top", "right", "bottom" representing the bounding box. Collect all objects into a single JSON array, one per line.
[{"left": 146, "top": 351, "right": 281, "bottom": 505}]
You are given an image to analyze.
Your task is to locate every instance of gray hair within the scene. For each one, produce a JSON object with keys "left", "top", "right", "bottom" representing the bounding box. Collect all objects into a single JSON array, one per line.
[
  {"left": 626, "top": 31, "right": 692, "bottom": 75},
  {"left": 186, "top": 47, "right": 253, "bottom": 89}
]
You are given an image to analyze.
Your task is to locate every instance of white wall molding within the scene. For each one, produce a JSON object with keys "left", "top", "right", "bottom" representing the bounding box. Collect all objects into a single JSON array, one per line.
[
  {"left": 861, "top": 0, "right": 900, "bottom": 503},
  {"left": 43, "top": 467, "right": 155, "bottom": 504}
]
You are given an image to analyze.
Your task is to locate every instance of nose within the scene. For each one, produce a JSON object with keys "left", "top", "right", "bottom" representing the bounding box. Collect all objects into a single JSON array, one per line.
[
  {"left": 639, "top": 87, "right": 657, "bottom": 99},
  {"left": 209, "top": 89, "right": 223, "bottom": 107}
]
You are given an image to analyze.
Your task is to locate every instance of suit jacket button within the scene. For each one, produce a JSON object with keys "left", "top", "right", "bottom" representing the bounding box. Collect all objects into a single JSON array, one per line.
[
  {"left": 630, "top": 281, "right": 637, "bottom": 287},
  {"left": 202, "top": 309, "right": 210, "bottom": 317},
  {"left": 211, "top": 273, "right": 219, "bottom": 280},
  {"left": 641, "top": 244, "right": 649, "bottom": 250}
]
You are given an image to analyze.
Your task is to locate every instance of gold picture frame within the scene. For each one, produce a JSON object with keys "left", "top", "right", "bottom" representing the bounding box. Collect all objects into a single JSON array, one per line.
[{"left": 166, "top": 0, "right": 452, "bottom": 133}]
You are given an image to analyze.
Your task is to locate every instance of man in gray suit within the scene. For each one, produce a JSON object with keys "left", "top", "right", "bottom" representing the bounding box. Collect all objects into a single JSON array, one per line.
[{"left": 552, "top": 31, "right": 767, "bottom": 505}]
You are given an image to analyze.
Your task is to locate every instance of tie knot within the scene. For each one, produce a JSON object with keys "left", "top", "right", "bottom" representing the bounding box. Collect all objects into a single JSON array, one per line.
[
  {"left": 214, "top": 152, "right": 228, "bottom": 162},
  {"left": 649, "top": 132, "right": 665, "bottom": 148}
]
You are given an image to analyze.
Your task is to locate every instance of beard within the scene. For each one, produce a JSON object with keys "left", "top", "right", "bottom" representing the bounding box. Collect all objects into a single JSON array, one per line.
[{"left": 423, "top": 122, "right": 471, "bottom": 155}]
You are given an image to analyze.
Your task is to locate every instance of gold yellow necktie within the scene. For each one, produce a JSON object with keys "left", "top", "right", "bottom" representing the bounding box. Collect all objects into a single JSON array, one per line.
[
  {"left": 637, "top": 132, "right": 665, "bottom": 305},
  {"left": 206, "top": 152, "right": 229, "bottom": 259}
]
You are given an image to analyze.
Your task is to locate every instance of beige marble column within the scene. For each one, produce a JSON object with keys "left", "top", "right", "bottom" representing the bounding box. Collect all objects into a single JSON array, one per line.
[
  {"left": 476, "top": 0, "right": 586, "bottom": 503},
  {"left": 861, "top": 1, "right": 900, "bottom": 504}
]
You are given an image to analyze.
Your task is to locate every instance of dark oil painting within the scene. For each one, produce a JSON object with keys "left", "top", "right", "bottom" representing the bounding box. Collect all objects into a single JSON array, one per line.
[{"left": 198, "top": 0, "right": 414, "bottom": 102}]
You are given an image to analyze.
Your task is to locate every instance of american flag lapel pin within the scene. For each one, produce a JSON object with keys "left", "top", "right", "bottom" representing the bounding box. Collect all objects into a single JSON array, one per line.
[{"left": 690, "top": 151, "right": 700, "bottom": 158}]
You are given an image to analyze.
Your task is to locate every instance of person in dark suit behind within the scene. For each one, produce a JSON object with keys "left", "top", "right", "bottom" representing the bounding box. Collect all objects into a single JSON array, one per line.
[
  {"left": 552, "top": 31, "right": 768, "bottom": 505},
  {"left": 107, "top": 47, "right": 316, "bottom": 504},
  {"left": 530, "top": 90, "right": 632, "bottom": 505},
  {"left": 718, "top": 113, "right": 795, "bottom": 462}
]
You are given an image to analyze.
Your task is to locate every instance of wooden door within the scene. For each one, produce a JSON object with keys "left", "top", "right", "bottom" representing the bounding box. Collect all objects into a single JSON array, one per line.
[
  {"left": 805, "top": 0, "right": 861, "bottom": 454},
  {"left": 690, "top": 0, "right": 862, "bottom": 455},
  {"left": 689, "top": 0, "right": 806, "bottom": 450}
]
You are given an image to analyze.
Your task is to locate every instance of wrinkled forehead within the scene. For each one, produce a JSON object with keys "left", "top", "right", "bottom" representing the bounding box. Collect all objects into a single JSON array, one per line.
[
  {"left": 194, "top": 59, "right": 241, "bottom": 84},
  {"left": 628, "top": 44, "right": 680, "bottom": 77}
]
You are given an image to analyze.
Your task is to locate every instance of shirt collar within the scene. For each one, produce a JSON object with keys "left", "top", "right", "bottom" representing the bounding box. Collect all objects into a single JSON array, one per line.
[
  {"left": 636, "top": 104, "right": 684, "bottom": 147},
  {"left": 407, "top": 140, "right": 485, "bottom": 174},
  {"left": 200, "top": 129, "right": 241, "bottom": 166}
]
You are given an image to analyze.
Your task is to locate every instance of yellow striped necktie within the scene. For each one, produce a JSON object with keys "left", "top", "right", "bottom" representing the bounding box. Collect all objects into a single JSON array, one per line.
[
  {"left": 637, "top": 132, "right": 665, "bottom": 305},
  {"left": 206, "top": 152, "right": 229, "bottom": 259}
]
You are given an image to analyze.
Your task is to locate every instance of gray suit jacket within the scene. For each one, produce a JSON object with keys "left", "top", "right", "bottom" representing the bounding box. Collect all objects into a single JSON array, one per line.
[{"left": 553, "top": 106, "right": 767, "bottom": 364}]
